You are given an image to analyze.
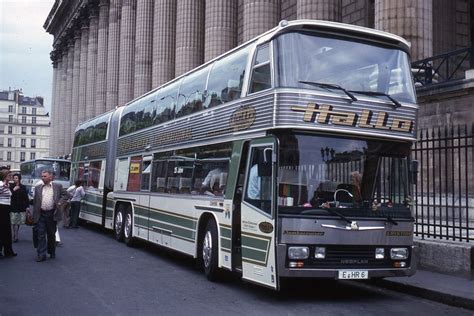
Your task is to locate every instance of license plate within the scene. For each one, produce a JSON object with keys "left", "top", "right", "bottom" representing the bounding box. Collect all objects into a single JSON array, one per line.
[{"left": 338, "top": 270, "right": 368, "bottom": 280}]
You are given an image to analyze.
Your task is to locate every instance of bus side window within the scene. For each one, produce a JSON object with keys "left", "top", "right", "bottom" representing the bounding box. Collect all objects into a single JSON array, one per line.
[
  {"left": 140, "top": 159, "right": 152, "bottom": 191},
  {"left": 249, "top": 44, "right": 271, "bottom": 94},
  {"left": 244, "top": 147, "right": 272, "bottom": 214}
]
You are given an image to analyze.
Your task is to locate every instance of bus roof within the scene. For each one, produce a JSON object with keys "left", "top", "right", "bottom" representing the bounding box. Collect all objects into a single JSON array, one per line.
[
  {"left": 117, "top": 19, "right": 411, "bottom": 111},
  {"left": 21, "top": 158, "right": 71, "bottom": 164}
]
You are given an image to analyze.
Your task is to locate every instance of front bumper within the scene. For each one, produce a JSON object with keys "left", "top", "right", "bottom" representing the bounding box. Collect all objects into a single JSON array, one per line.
[{"left": 277, "top": 244, "right": 418, "bottom": 278}]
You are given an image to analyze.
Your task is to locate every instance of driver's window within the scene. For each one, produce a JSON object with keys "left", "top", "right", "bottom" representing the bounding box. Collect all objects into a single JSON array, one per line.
[{"left": 244, "top": 146, "right": 272, "bottom": 214}]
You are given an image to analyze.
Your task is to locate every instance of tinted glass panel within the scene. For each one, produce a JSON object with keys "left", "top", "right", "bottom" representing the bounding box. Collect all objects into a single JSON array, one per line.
[
  {"left": 151, "top": 143, "right": 232, "bottom": 196},
  {"left": 275, "top": 32, "right": 416, "bottom": 103},
  {"left": 277, "top": 132, "right": 412, "bottom": 219},
  {"left": 175, "top": 66, "right": 210, "bottom": 118},
  {"left": 154, "top": 81, "right": 180, "bottom": 125},
  {"left": 206, "top": 46, "right": 249, "bottom": 107}
]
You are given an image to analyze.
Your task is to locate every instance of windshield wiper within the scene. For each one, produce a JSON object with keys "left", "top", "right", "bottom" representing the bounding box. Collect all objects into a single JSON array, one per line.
[
  {"left": 348, "top": 90, "right": 401, "bottom": 109},
  {"left": 299, "top": 81, "right": 358, "bottom": 103},
  {"left": 384, "top": 215, "right": 398, "bottom": 225},
  {"left": 302, "top": 207, "right": 352, "bottom": 224}
]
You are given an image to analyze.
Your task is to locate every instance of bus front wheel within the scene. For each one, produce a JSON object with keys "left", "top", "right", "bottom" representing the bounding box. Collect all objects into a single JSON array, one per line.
[
  {"left": 202, "top": 220, "right": 221, "bottom": 281},
  {"left": 114, "top": 205, "right": 125, "bottom": 242}
]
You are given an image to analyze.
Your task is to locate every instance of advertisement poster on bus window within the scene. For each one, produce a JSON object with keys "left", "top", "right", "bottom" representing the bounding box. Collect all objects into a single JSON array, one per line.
[{"left": 127, "top": 156, "right": 142, "bottom": 192}]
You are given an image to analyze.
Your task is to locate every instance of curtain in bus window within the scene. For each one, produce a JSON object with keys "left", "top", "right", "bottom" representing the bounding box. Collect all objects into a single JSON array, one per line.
[
  {"left": 88, "top": 161, "right": 102, "bottom": 189},
  {"left": 127, "top": 156, "right": 142, "bottom": 192}
]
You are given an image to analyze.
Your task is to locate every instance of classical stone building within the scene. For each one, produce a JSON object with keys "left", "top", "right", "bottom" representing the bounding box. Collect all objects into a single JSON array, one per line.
[
  {"left": 0, "top": 90, "right": 50, "bottom": 170},
  {"left": 44, "top": 0, "right": 474, "bottom": 156}
]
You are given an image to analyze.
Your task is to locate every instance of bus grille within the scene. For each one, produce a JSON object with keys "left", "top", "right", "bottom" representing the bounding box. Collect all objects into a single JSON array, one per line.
[{"left": 289, "top": 245, "right": 411, "bottom": 269}]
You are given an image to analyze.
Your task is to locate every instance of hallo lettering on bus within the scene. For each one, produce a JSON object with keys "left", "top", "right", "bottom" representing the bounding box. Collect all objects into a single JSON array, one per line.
[{"left": 292, "top": 103, "right": 414, "bottom": 133}]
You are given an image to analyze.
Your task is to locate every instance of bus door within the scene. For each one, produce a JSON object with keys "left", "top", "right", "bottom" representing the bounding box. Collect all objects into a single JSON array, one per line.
[
  {"left": 241, "top": 138, "right": 277, "bottom": 289},
  {"left": 139, "top": 156, "right": 152, "bottom": 240}
]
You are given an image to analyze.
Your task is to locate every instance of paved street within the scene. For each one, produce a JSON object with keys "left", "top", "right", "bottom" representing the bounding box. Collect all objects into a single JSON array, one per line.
[{"left": 0, "top": 223, "right": 471, "bottom": 315}]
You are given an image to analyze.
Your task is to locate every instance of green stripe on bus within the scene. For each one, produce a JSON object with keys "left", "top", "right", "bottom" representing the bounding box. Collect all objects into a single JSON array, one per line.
[
  {"left": 84, "top": 193, "right": 103, "bottom": 204},
  {"left": 220, "top": 226, "right": 231, "bottom": 239},
  {"left": 242, "top": 247, "right": 267, "bottom": 263},
  {"left": 83, "top": 202, "right": 102, "bottom": 215},
  {"left": 220, "top": 237, "right": 231, "bottom": 250},
  {"left": 241, "top": 235, "right": 269, "bottom": 251},
  {"left": 148, "top": 209, "right": 196, "bottom": 230},
  {"left": 148, "top": 219, "right": 196, "bottom": 240}
]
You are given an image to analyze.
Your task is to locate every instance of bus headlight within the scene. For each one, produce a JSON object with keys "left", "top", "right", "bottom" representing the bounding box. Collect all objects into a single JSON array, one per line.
[
  {"left": 288, "top": 247, "right": 309, "bottom": 260},
  {"left": 315, "top": 247, "right": 326, "bottom": 259},
  {"left": 375, "top": 248, "right": 385, "bottom": 259},
  {"left": 390, "top": 248, "right": 408, "bottom": 260}
]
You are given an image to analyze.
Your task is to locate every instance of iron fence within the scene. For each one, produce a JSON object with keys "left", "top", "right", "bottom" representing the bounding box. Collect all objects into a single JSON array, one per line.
[
  {"left": 412, "top": 47, "right": 473, "bottom": 87},
  {"left": 412, "top": 124, "right": 474, "bottom": 242}
]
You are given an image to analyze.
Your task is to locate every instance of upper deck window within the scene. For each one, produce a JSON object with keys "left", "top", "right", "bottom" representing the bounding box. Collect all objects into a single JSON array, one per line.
[
  {"left": 275, "top": 32, "right": 416, "bottom": 104},
  {"left": 249, "top": 43, "right": 272, "bottom": 94},
  {"left": 206, "top": 46, "right": 249, "bottom": 107}
]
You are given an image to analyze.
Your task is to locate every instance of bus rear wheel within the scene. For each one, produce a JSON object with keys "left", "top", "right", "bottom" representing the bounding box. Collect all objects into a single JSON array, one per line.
[
  {"left": 123, "top": 206, "right": 135, "bottom": 247},
  {"left": 202, "top": 220, "right": 221, "bottom": 281},
  {"left": 114, "top": 205, "right": 125, "bottom": 242}
]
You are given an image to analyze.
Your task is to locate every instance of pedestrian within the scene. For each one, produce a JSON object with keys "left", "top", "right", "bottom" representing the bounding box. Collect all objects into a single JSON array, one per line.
[
  {"left": 69, "top": 179, "right": 85, "bottom": 229},
  {"left": 0, "top": 168, "right": 17, "bottom": 258},
  {"left": 32, "top": 170, "right": 67, "bottom": 262},
  {"left": 61, "top": 185, "right": 72, "bottom": 228},
  {"left": 9, "top": 173, "right": 30, "bottom": 242}
]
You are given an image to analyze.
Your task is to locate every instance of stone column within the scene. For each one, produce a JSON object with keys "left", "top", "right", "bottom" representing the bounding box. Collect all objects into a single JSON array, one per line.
[
  {"left": 78, "top": 19, "right": 89, "bottom": 125},
  {"left": 65, "top": 42, "right": 75, "bottom": 153},
  {"left": 152, "top": 0, "right": 176, "bottom": 87},
  {"left": 175, "top": 0, "right": 204, "bottom": 76},
  {"left": 50, "top": 57, "right": 59, "bottom": 156},
  {"left": 118, "top": 0, "right": 137, "bottom": 107},
  {"left": 96, "top": 0, "right": 110, "bottom": 116},
  {"left": 375, "top": 0, "right": 433, "bottom": 61},
  {"left": 71, "top": 29, "right": 82, "bottom": 144},
  {"left": 242, "top": 0, "right": 280, "bottom": 42},
  {"left": 106, "top": 0, "right": 122, "bottom": 111},
  {"left": 134, "top": 0, "right": 154, "bottom": 97},
  {"left": 58, "top": 52, "right": 68, "bottom": 155},
  {"left": 86, "top": 7, "right": 99, "bottom": 121},
  {"left": 204, "top": 0, "right": 237, "bottom": 62},
  {"left": 297, "top": 0, "right": 341, "bottom": 21}
]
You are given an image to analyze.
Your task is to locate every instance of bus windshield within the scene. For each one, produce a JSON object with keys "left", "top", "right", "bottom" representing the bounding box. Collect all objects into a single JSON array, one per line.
[
  {"left": 20, "top": 160, "right": 71, "bottom": 181},
  {"left": 275, "top": 31, "right": 416, "bottom": 104},
  {"left": 277, "top": 133, "right": 413, "bottom": 219}
]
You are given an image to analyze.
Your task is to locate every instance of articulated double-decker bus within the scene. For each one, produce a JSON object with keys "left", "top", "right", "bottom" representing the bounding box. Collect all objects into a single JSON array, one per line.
[{"left": 71, "top": 20, "right": 418, "bottom": 289}]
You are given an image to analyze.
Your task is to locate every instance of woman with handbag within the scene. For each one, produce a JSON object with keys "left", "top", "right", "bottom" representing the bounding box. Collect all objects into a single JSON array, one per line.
[
  {"left": 0, "top": 168, "right": 16, "bottom": 257},
  {"left": 10, "top": 173, "right": 30, "bottom": 242}
]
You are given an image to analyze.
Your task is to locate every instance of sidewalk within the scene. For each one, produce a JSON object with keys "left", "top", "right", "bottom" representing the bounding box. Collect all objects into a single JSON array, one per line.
[{"left": 373, "top": 270, "right": 474, "bottom": 311}]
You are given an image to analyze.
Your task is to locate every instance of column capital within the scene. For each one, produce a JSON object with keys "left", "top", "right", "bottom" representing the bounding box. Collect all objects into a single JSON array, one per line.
[
  {"left": 99, "top": 0, "right": 110, "bottom": 7},
  {"left": 80, "top": 16, "right": 90, "bottom": 29},
  {"left": 74, "top": 28, "right": 82, "bottom": 39},
  {"left": 89, "top": 4, "right": 99, "bottom": 18},
  {"left": 51, "top": 50, "right": 60, "bottom": 66}
]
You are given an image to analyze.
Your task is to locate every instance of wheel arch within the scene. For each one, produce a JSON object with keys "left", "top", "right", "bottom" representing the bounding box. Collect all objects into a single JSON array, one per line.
[{"left": 195, "top": 212, "right": 220, "bottom": 259}]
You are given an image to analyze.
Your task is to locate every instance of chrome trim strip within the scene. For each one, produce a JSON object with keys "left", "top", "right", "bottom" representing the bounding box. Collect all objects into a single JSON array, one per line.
[{"left": 321, "top": 224, "right": 385, "bottom": 231}]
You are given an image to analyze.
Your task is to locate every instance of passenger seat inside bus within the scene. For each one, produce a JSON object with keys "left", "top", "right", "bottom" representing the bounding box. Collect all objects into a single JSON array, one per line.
[
  {"left": 179, "top": 178, "right": 191, "bottom": 194},
  {"left": 157, "top": 177, "right": 166, "bottom": 193}
]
